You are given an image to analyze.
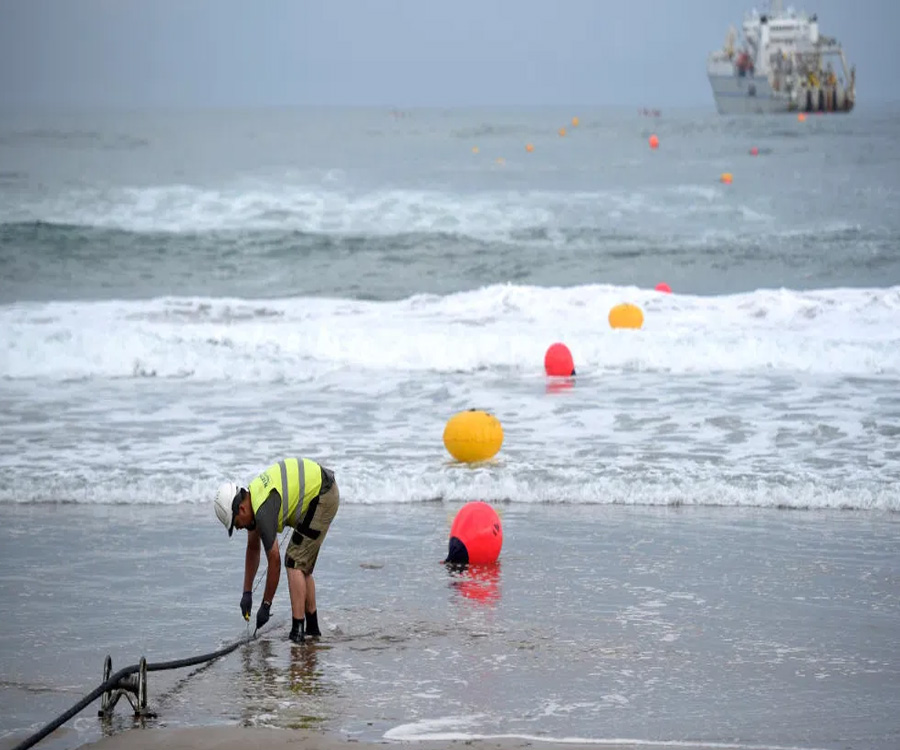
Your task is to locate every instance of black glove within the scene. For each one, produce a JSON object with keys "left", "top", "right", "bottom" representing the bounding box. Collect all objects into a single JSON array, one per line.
[
  {"left": 240, "top": 591, "right": 252, "bottom": 621},
  {"left": 256, "top": 601, "right": 271, "bottom": 630}
]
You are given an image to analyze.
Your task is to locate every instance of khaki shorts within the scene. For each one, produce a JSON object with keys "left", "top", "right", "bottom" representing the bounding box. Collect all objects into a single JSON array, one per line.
[{"left": 284, "top": 468, "right": 339, "bottom": 575}]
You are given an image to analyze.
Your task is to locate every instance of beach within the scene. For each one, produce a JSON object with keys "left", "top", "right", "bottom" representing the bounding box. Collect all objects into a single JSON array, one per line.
[
  {"left": 2, "top": 503, "right": 898, "bottom": 750},
  {"left": 1, "top": 106, "right": 899, "bottom": 750}
]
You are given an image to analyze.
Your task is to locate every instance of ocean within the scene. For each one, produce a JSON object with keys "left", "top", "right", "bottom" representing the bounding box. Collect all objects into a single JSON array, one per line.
[{"left": 0, "top": 106, "right": 898, "bottom": 750}]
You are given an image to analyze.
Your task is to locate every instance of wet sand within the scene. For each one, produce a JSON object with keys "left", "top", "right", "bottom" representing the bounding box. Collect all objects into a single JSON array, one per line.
[{"left": 80, "top": 726, "right": 781, "bottom": 750}]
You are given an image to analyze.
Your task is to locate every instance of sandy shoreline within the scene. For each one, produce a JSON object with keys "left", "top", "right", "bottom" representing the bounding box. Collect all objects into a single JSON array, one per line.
[{"left": 77, "top": 726, "right": 758, "bottom": 750}]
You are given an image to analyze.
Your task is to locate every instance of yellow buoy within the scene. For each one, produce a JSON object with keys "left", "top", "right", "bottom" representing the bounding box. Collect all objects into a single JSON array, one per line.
[
  {"left": 720, "top": 172, "right": 733, "bottom": 184},
  {"left": 443, "top": 409, "right": 504, "bottom": 463},
  {"left": 571, "top": 116, "right": 580, "bottom": 127},
  {"left": 558, "top": 127, "right": 567, "bottom": 137},
  {"left": 608, "top": 303, "right": 644, "bottom": 329},
  {"left": 472, "top": 146, "right": 479, "bottom": 154}
]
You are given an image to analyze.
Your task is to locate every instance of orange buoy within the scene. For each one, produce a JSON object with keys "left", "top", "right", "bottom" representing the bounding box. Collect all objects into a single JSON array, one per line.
[
  {"left": 544, "top": 342, "right": 575, "bottom": 377},
  {"left": 445, "top": 501, "right": 503, "bottom": 565},
  {"left": 443, "top": 409, "right": 503, "bottom": 463},
  {"left": 571, "top": 116, "right": 580, "bottom": 127},
  {"left": 471, "top": 146, "right": 479, "bottom": 154},
  {"left": 720, "top": 172, "right": 733, "bottom": 184},
  {"left": 797, "top": 113, "right": 806, "bottom": 122},
  {"left": 525, "top": 143, "right": 534, "bottom": 153},
  {"left": 655, "top": 282, "right": 672, "bottom": 293},
  {"left": 608, "top": 303, "right": 644, "bottom": 329},
  {"left": 558, "top": 127, "right": 567, "bottom": 137},
  {"left": 649, "top": 134, "right": 659, "bottom": 149}
]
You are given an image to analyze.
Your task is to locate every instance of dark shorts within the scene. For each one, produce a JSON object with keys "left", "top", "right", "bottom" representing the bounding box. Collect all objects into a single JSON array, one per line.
[{"left": 284, "top": 467, "right": 339, "bottom": 575}]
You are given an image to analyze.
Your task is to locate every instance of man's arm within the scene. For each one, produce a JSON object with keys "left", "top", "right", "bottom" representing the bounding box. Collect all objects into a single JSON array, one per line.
[
  {"left": 262, "top": 537, "right": 281, "bottom": 605},
  {"left": 243, "top": 529, "right": 261, "bottom": 592},
  {"left": 255, "top": 489, "right": 282, "bottom": 605}
]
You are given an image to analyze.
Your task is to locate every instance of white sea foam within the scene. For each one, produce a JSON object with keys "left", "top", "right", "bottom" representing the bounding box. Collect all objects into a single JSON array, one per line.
[
  {"left": 1, "top": 181, "right": 794, "bottom": 239},
  {"left": 383, "top": 717, "right": 835, "bottom": 749},
  {"left": 1, "top": 284, "right": 898, "bottom": 381}
]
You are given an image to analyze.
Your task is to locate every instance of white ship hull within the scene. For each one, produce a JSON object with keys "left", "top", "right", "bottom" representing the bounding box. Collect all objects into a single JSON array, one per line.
[
  {"left": 708, "top": 73, "right": 790, "bottom": 114},
  {"left": 707, "top": 2, "right": 855, "bottom": 116}
]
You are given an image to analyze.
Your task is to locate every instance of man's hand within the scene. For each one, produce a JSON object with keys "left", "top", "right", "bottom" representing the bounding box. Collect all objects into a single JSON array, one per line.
[
  {"left": 240, "top": 591, "right": 252, "bottom": 621},
  {"left": 256, "top": 601, "right": 271, "bottom": 631}
]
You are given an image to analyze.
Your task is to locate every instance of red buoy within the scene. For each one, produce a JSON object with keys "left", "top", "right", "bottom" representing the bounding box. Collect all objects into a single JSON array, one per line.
[
  {"left": 544, "top": 342, "right": 575, "bottom": 377},
  {"left": 655, "top": 282, "right": 672, "bottom": 293},
  {"left": 445, "top": 501, "right": 503, "bottom": 565}
]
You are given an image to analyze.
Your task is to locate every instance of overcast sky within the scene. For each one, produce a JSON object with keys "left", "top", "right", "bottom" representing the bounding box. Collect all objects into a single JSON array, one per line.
[{"left": 1, "top": 0, "right": 897, "bottom": 109}]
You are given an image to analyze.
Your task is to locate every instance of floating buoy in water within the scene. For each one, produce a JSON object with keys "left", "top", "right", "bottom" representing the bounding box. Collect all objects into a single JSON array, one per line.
[
  {"left": 609, "top": 303, "right": 644, "bottom": 329},
  {"left": 558, "top": 127, "right": 567, "bottom": 137},
  {"left": 720, "top": 172, "right": 733, "bottom": 184},
  {"left": 544, "top": 342, "right": 575, "bottom": 377},
  {"left": 797, "top": 113, "right": 806, "bottom": 122},
  {"left": 749, "top": 146, "right": 759, "bottom": 156},
  {"left": 443, "top": 410, "right": 503, "bottom": 463},
  {"left": 445, "top": 501, "right": 503, "bottom": 565},
  {"left": 472, "top": 146, "right": 479, "bottom": 154},
  {"left": 655, "top": 282, "right": 672, "bottom": 293},
  {"left": 525, "top": 143, "right": 534, "bottom": 152},
  {"left": 649, "top": 134, "right": 659, "bottom": 149},
  {"left": 571, "top": 116, "right": 580, "bottom": 127}
]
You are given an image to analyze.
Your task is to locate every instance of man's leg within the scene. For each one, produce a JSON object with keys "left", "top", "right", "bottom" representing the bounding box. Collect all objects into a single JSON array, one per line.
[
  {"left": 287, "top": 566, "right": 307, "bottom": 620},
  {"left": 304, "top": 574, "right": 320, "bottom": 636},
  {"left": 305, "top": 573, "right": 316, "bottom": 612},
  {"left": 284, "top": 473, "right": 339, "bottom": 641}
]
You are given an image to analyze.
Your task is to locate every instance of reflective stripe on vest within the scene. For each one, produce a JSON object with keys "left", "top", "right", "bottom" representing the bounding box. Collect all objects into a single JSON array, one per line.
[
  {"left": 249, "top": 458, "right": 321, "bottom": 532},
  {"left": 279, "top": 458, "right": 306, "bottom": 528}
]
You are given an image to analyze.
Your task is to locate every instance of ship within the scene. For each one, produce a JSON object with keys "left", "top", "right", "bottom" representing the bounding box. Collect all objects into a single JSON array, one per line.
[{"left": 707, "top": 1, "right": 855, "bottom": 114}]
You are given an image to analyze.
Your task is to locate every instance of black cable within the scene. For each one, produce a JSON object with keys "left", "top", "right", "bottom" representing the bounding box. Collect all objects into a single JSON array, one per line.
[{"left": 11, "top": 632, "right": 256, "bottom": 750}]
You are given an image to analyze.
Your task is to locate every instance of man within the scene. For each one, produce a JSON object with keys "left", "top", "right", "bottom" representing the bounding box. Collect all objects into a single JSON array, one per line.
[{"left": 214, "top": 457, "right": 339, "bottom": 643}]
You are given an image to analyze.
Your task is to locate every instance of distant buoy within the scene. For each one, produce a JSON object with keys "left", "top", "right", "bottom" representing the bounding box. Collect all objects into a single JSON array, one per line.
[
  {"left": 525, "top": 143, "right": 534, "bottom": 153},
  {"left": 544, "top": 342, "right": 575, "bottom": 377},
  {"left": 571, "top": 116, "right": 580, "bottom": 127},
  {"left": 443, "top": 410, "right": 503, "bottom": 463},
  {"left": 720, "top": 172, "right": 733, "bottom": 184},
  {"left": 472, "top": 146, "right": 479, "bottom": 154},
  {"left": 609, "top": 303, "right": 644, "bottom": 329},
  {"left": 797, "top": 113, "right": 806, "bottom": 122},
  {"left": 445, "top": 501, "right": 503, "bottom": 565},
  {"left": 655, "top": 282, "right": 672, "bottom": 293},
  {"left": 749, "top": 146, "right": 759, "bottom": 156},
  {"left": 649, "top": 134, "right": 659, "bottom": 149},
  {"left": 495, "top": 157, "right": 505, "bottom": 165},
  {"left": 558, "top": 127, "right": 567, "bottom": 137}
]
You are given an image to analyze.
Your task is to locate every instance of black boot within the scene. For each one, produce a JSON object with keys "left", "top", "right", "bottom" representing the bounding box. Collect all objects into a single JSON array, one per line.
[
  {"left": 289, "top": 618, "right": 305, "bottom": 643},
  {"left": 305, "top": 610, "right": 321, "bottom": 637}
]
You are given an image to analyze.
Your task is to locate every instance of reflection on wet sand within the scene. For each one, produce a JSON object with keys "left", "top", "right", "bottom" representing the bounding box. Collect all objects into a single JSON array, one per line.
[
  {"left": 238, "top": 637, "right": 336, "bottom": 730},
  {"left": 447, "top": 561, "right": 502, "bottom": 604}
]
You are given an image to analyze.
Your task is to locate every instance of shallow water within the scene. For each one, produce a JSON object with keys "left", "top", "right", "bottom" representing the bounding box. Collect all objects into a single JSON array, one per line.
[
  {"left": 2, "top": 106, "right": 899, "bottom": 750},
  {"left": 2, "top": 503, "right": 898, "bottom": 750}
]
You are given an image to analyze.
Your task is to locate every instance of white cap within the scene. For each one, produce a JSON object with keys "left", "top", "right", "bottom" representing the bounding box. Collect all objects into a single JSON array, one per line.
[{"left": 214, "top": 481, "right": 240, "bottom": 537}]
